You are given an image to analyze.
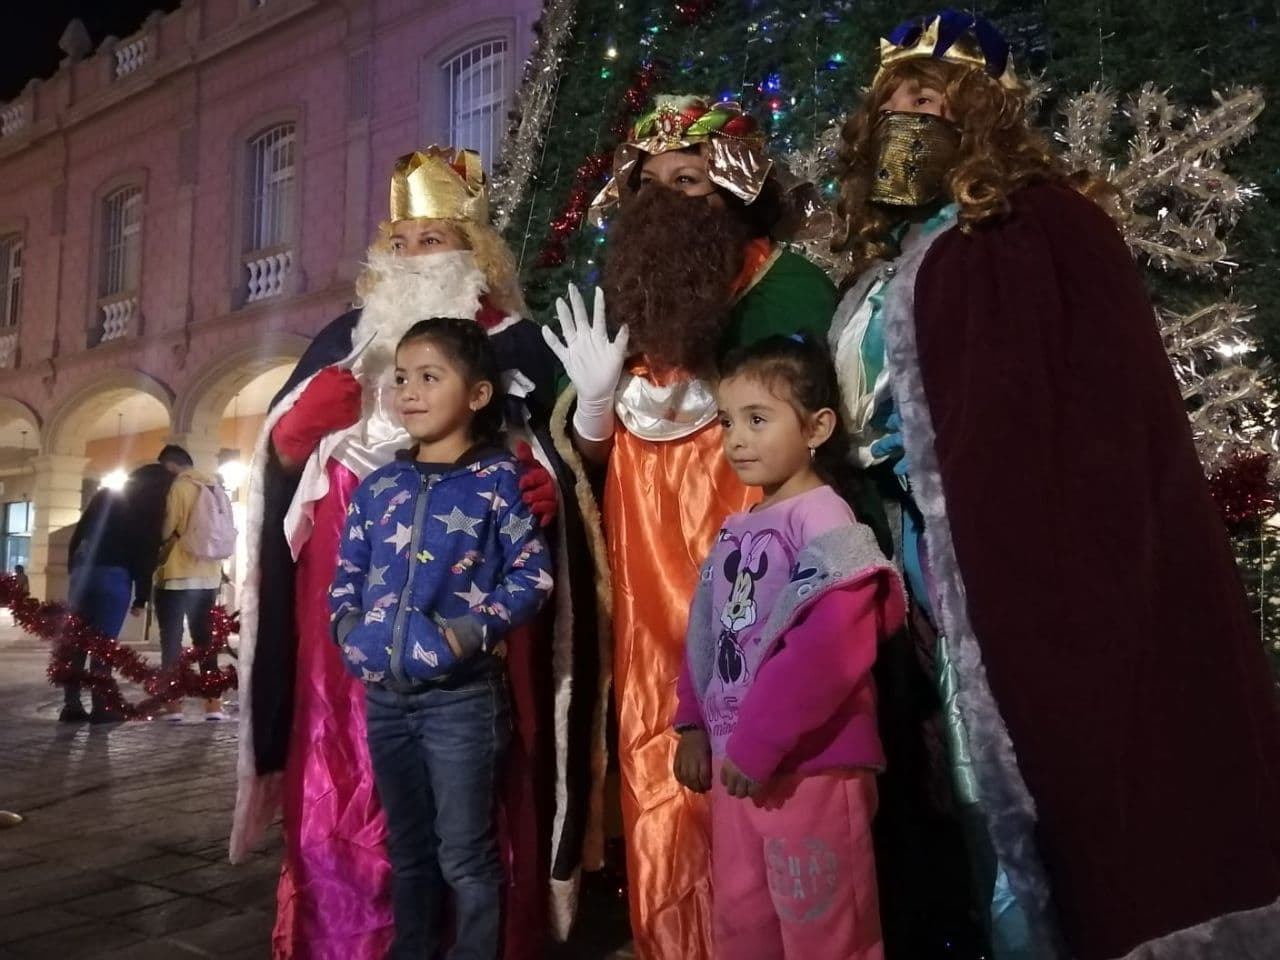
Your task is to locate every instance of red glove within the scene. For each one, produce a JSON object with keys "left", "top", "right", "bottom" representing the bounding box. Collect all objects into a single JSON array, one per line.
[
  {"left": 271, "top": 367, "right": 362, "bottom": 465},
  {"left": 515, "top": 441, "right": 558, "bottom": 529}
]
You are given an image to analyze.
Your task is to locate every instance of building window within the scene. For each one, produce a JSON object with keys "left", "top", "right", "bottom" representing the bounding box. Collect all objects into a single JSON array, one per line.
[
  {"left": 442, "top": 40, "right": 507, "bottom": 171},
  {"left": 0, "top": 235, "right": 20, "bottom": 328},
  {"left": 3, "top": 500, "right": 32, "bottom": 573},
  {"left": 246, "top": 124, "right": 296, "bottom": 254},
  {"left": 94, "top": 186, "right": 142, "bottom": 345},
  {"left": 100, "top": 186, "right": 142, "bottom": 298},
  {"left": 241, "top": 123, "right": 297, "bottom": 303}
]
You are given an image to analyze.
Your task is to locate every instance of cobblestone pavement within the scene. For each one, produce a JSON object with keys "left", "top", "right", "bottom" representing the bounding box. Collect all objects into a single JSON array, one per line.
[
  {"left": 0, "top": 623, "right": 629, "bottom": 959},
  {"left": 0, "top": 629, "right": 277, "bottom": 960}
]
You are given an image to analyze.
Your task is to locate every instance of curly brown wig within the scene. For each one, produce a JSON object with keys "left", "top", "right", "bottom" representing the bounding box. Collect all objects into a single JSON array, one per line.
[
  {"left": 602, "top": 178, "right": 757, "bottom": 378},
  {"left": 833, "top": 58, "right": 1065, "bottom": 275}
]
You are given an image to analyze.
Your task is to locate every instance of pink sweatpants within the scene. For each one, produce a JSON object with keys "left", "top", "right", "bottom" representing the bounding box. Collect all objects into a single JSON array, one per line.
[{"left": 711, "top": 767, "right": 883, "bottom": 960}]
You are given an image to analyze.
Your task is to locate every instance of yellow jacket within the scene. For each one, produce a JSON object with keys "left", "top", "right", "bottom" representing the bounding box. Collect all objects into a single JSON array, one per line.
[{"left": 156, "top": 468, "right": 224, "bottom": 588}]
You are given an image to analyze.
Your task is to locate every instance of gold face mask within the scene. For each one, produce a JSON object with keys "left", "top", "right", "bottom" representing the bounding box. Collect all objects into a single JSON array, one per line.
[{"left": 868, "top": 111, "right": 961, "bottom": 208}]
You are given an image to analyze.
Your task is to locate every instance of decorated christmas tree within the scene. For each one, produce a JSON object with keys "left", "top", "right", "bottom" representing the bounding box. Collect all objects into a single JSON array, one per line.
[{"left": 496, "top": 0, "right": 1280, "bottom": 680}]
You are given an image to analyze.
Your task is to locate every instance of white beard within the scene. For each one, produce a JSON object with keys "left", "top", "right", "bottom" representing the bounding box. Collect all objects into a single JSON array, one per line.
[{"left": 351, "top": 250, "right": 488, "bottom": 384}]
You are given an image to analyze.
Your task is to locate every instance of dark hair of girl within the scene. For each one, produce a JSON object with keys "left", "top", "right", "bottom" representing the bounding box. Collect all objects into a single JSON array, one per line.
[
  {"left": 718, "top": 333, "right": 893, "bottom": 555},
  {"left": 396, "top": 317, "right": 505, "bottom": 449}
]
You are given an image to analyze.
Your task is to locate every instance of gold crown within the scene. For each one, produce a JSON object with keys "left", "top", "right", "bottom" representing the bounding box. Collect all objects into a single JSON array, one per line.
[
  {"left": 876, "top": 14, "right": 1019, "bottom": 90},
  {"left": 389, "top": 147, "right": 489, "bottom": 223}
]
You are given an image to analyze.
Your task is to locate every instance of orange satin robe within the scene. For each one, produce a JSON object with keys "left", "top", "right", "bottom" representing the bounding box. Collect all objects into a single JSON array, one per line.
[{"left": 604, "top": 420, "right": 759, "bottom": 960}]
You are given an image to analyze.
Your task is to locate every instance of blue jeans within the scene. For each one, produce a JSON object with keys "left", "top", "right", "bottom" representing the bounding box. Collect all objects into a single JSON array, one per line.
[
  {"left": 65, "top": 565, "right": 133, "bottom": 708},
  {"left": 154, "top": 587, "right": 217, "bottom": 672},
  {"left": 365, "top": 671, "right": 511, "bottom": 960}
]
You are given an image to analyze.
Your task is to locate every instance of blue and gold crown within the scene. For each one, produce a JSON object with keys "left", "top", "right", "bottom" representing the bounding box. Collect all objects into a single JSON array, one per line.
[{"left": 875, "top": 10, "right": 1019, "bottom": 90}]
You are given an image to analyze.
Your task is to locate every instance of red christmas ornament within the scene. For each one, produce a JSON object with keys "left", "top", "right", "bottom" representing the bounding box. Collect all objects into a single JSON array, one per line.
[
  {"left": 0, "top": 575, "right": 239, "bottom": 720},
  {"left": 1208, "top": 451, "right": 1277, "bottom": 529},
  {"left": 537, "top": 62, "right": 668, "bottom": 267},
  {"left": 674, "top": 0, "right": 717, "bottom": 25}
]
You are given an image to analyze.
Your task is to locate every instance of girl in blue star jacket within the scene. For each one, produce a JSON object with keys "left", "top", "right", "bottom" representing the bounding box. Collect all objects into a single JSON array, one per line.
[{"left": 328, "top": 317, "right": 553, "bottom": 959}]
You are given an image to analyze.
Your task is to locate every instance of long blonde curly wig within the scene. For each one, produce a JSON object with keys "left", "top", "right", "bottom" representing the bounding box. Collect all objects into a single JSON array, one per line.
[
  {"left": 833, "top": 58, "right": 1065, "bottom": 276},
  {"left": 355, "top": 218, "right": 528, "bottom": 317}
]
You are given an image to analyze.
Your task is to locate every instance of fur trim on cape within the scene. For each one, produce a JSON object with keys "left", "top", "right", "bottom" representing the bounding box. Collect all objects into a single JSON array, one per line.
[
  {"left": 228, "top": 370, "right": 318, "bottom": 863},
  {"left": 549, "top": 385, "right": 613, "bottom": 877},
  {"left": 878, "top": 221, "right": 1063, "bottom": 954},
  {"left": 1114, "top": 899, "right": 1280, "bottom": 960}
]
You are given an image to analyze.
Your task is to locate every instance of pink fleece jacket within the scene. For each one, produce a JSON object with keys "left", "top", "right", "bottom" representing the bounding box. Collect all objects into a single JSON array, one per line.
[{"left": 675, "top": 519, "right": 906, "bottom": 785}]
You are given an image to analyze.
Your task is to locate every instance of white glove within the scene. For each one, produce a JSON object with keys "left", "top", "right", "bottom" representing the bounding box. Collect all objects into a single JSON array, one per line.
[{"left": 542, "top": 284, "right": 630, "bottom": 442}]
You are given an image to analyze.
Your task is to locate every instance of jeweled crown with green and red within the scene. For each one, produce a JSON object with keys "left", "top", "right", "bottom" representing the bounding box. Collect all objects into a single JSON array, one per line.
[
  {"left": 629, "top": 95, "right": 765, "bottom": 150},
  {"left": 588, "top": 94, "right": 776, "bottom": 222}
]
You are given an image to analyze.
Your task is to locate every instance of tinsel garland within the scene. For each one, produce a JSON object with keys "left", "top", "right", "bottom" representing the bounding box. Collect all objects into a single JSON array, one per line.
[
  {"left": 1059, "top": 85, "right": 1264, "bottom": 276},
  {"left": 509, "top": 4, "right": 1277, "bottom": 513},
  {"left": 0, "top": 575, "right": 238, "bottom": 720},
  {"left": 531, "top": 0, "right": 730, "bottom": 267},
  {"left": 1055, "top": 85, "right": 1277, "bottom": 480},
  {"left": 491, "top": 0, "right": 578, "bottom": 232},
  {"left": 790, "top": 84, "right": 1275, "bottom": 485},
  {"left": 538, "top": 61, "right": 663, "bottom": 267},
  {"left": 781, "top": 124, "right": 844, "bottom": 275}
]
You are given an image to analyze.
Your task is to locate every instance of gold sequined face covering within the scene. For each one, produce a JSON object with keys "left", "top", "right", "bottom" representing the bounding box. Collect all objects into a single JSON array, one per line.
[{"left": 868, "top": 111, "right": 961, "bottom": 207}]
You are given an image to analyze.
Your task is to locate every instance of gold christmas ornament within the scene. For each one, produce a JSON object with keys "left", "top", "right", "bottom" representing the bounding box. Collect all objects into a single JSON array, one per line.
[
  {"left": 868, "top": 112, "right": 961, "bottom": 208},
  {"left": 389, "top": 147, "right": 489, "bottom": 224}
]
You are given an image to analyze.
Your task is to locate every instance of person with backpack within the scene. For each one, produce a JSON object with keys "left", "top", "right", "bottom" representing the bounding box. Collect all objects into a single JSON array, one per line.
[
  {"left": 61, "top": 461, "right": 174, "bottom": 723},
  {"left": 156, "top": 444, "right": 238, "bottom": 722}
]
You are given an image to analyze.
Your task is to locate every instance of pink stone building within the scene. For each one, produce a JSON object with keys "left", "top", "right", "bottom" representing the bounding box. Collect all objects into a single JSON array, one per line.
[{"left": 0, "top": 0, "right": 542, "bottom": 600}]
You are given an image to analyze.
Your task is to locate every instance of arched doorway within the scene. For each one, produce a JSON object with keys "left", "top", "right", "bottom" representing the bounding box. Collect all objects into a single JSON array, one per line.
[
  {"left": 174, "top": 337, "right": 306, "bottom": 608},
  {"left": 36, "top": 372, "right": 173, "bottom": 600}
]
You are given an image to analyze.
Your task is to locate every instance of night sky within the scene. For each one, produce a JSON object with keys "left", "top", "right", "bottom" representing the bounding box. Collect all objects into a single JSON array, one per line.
[{"left": 0, "top": 1, "right": 183, "bottom": 101}]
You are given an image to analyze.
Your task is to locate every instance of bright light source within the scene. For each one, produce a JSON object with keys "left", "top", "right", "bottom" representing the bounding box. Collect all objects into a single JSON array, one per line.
[
  {"left": 1215, "top": 339, "right": 1254, "bottom": 358},
  {"left": 102, "top": 468, "right": 128, "bottom": 491},
  {"left": 218, "top": 458, "right": 248, "bottom": 492}
]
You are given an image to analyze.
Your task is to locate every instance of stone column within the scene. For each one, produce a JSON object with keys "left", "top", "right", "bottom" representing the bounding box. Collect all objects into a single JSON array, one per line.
[{"left": 28, "top": 453, "right": 88, "bottom": 601}]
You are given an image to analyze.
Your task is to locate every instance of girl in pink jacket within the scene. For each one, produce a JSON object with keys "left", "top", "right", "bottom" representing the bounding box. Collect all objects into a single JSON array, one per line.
[{"left": 674, "top": 334, "right": 906, "bottom": 960}]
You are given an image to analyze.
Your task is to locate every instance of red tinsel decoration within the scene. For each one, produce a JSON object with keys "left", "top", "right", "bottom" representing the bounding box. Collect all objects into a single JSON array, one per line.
[
  {"left": 1208, "top": 451, "right": 1278, "bottom": 528},
  {"left": 0, "top": 575, "right": 239, "bottom": 720},
  {"left": 674, "top": 0, "right": 717, "bottom": 25},
  {"left": 537, "top": 59, "right": 666, "bottom": 267}
]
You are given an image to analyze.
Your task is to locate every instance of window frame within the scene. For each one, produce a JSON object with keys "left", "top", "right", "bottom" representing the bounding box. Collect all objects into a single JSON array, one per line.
[
  {"left": 244, "top": 122, "right": 298, "bottom": 256},
  {"left": 87, "top": 172, "right": 147, "bottom": 347},
  {"left": 99, "top": 185, "right": 144, "bottom": 300},
  {"left": 230, "top": 110, "right": 304, "bottom": 310},
  {"left": 0, "top": 234, "right": 22, "bottom": 329},
  {"left": 421, "top": 20, "right": 518, "bottom": 173},
  {"left": 441, "top": 39, "right": 508, "bottom": 173}
]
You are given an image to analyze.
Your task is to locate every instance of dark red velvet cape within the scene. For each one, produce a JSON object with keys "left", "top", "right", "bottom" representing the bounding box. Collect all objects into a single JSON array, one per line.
[{"left": 915, "top": 182, "right": 1280, "bottom": 959}]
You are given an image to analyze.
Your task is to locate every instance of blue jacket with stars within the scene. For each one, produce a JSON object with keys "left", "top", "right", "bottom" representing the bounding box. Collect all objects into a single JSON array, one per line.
[{"left": 329, "top": 447, "right": 553, "bottom": 687}]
